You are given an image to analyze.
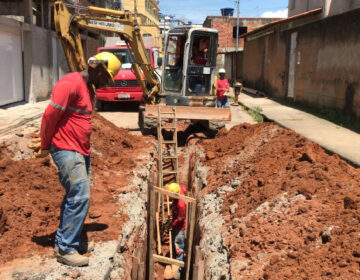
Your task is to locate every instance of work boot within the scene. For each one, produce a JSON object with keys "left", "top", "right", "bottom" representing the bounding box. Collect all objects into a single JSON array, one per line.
[
  {"left": 55, "top": 248, "right": 89, "bottom": 267},
  {"left": 54, "top": 241, "right": 94, "bottom": 256},
  {"left": 77, "top": 241, "right": 95, "bottom": 254}
]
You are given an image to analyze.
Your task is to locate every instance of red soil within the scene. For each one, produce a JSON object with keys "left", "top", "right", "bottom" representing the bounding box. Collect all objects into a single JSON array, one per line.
[
  {"left": 199, "top": 123, "right": 360, "bottom": 279},
  {"left": 0, "top": 113, "right": 150, "bottom": 265}
]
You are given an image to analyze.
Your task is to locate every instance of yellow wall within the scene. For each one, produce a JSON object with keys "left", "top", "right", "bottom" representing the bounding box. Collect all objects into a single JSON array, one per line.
[{"left": 123, "top": 0, "right": 161, "bottom": 49}]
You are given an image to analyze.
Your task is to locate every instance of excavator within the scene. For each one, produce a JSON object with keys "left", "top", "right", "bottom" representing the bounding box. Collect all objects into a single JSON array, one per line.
[{"left": 54, "top": 0, "right": 231, "bottom": 137}]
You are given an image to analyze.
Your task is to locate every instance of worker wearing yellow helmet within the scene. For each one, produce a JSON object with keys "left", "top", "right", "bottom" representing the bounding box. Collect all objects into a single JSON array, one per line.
[
  {"left": 167, "top": 182, "right": 187, "bottom": 279},
  {"left": 88, "top": 51, "right": 121, "bottom": 85},
  {"left": 32, "top": 52, "right": 120, "bottom": 267}
]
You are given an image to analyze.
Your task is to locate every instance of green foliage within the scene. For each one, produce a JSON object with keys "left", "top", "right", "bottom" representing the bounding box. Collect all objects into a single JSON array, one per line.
[{"left": 245, "top": 106, "right": 263, "bottom": 123}]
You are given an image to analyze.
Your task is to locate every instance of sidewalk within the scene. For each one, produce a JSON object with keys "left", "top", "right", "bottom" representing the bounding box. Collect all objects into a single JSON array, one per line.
[
  {"left": 0, "top": 100, "right": 49, "bottom": 137},
  {"left": 238, "top": 93, "right": 360, "bottom": 167}
]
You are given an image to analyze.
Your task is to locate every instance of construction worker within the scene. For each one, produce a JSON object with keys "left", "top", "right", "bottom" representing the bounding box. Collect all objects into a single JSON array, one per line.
[
  {"left": 216, "top": 68, "right": 230, "bottom": 108},
  {"left": 168, "top": 182, "right": 187, "bottom": 279},
  {"left": 35, "top": 52, "right": 121, "bottom": 267}
]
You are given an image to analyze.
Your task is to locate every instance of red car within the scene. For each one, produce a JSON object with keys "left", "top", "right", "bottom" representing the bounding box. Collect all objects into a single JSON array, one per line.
[{"left": 95, "top": 46, "right": 156, "bottom": 110}]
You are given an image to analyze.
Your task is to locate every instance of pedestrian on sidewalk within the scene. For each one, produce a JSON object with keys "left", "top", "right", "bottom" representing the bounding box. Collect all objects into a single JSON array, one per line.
[
  {"left": 35, "top": 52, "right": 121, "bottom": 267},
  {"left": 216, "top": 68, "right": 230, "bottom": 108},
  {"left": 167, "top": 182, "right": 187, "bottom": 279}
]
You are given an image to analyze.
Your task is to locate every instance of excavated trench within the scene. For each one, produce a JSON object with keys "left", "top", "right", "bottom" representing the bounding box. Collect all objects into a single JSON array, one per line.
[
  {"left": 146, "top": 121, "right": 360, "bottom": 280},
  {"left": 1, "top": 114, "right": 360, "bottom": 280}
]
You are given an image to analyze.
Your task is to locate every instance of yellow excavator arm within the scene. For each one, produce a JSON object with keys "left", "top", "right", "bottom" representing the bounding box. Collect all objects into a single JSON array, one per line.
[{"left": 54, "top": 0, "right": 160, "bottom": 104}]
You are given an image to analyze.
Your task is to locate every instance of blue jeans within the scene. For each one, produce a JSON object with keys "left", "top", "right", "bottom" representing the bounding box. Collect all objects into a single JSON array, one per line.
[
  {"left": 173, "top": 229, "right": 185, "bottom": 273},
  {"left": 50, "top": 146, "right": 91, "bottom": 253},
  {"left": 217, "top": 98, "right": 229, "bottom": 108}
]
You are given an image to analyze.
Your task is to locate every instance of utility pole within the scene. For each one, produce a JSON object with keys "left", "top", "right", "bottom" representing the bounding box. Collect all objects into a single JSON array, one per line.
[
  {"left": 236, "top": 0, "right": 240, "bottom": 52},
  {"left": 235, "top": 0, "right": 240, "bottom": 81}
]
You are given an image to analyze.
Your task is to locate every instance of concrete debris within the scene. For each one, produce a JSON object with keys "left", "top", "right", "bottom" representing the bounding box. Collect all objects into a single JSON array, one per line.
[
  {"left": 199, "top": 193, "right": 230, "bottom": 279},
  {"left": 229, "top": 203, "right": 239, "bottom": 214}
]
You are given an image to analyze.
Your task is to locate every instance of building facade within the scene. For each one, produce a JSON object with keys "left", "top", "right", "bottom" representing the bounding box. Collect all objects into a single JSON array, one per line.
[
  {"left": 0, "top": 0, "right": 100, "bottom": 106},
  {"left": 122, "top": 0, "right": 161, "bottom": 49},
  {"left": 288, "top": 0, "right": 360, "bottom": 17},
  {"left": 242, "top": 7, "right": 360, "bottom": 119}
]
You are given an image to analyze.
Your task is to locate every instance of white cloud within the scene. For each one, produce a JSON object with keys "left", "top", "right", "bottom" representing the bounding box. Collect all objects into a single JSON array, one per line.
[{"left": 261, "top": 8, "right": 288, "bottom": 18}]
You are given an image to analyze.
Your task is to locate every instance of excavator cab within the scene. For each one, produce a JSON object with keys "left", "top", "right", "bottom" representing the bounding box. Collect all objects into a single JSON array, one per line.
[
  {"left": 140, "top": 27, "right": 231, "bottom": 136},
  {"left": 162, "top": 27, "right": 218, "bottom": 106}
]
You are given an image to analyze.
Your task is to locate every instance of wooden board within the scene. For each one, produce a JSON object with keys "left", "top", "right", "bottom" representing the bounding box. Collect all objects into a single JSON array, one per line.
[
  {"left": 153, "top": 254, "right": 185, "bottom": 267},
  {"left": 185, "top": 202, "right": 197, "bottom": 280},
  {"left": 154, "top": 187, "right": 196, "bottom": 203},
  {"left": 156, "top": 211, "right": 162, "bottom": 255},
  {"left": 148, "top": 176, "right": 155, "bottom": 279},
  {"left": 145, "top": 105, "right": 231, "bottom": 121}
]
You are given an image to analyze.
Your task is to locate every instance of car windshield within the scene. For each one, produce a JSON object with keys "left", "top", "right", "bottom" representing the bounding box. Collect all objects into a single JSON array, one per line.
[{"left": 100, "top": 48, "right": 151, "bottom": 70}]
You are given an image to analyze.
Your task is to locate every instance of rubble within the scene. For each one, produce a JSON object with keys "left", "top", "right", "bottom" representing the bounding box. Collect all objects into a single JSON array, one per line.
[{"left": 196, "top": 122, "right": 360, "bottom": 279}]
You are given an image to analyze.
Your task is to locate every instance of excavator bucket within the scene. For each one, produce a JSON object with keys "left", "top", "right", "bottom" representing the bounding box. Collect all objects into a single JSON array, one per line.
[{"left": 144, "top": 105, "right": 231, "bottom": 121}]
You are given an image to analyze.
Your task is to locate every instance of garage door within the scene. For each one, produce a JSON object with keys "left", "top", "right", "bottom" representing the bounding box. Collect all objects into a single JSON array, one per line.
[{"left": 0, "top": 23, "right": 24, "bottom": 106}]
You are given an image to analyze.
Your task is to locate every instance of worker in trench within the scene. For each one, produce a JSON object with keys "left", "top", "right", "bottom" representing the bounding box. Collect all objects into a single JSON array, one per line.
[
  {"left": 167, "top": 182, "right": 187, "bottom": 279},
  {"left": 29, "top": 52, "right": 121, "bottom": 267}
]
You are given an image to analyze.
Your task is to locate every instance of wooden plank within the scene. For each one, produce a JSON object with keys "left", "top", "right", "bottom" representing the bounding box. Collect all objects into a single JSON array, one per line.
[
  {"left": 156, "top": 211, "right": 162, "bottom": 255},
  {"left": 153, "top": 254, "right": 185, "bottom": 267},
  {"left": 148, "top": 176, "right": 155, "bottom": 280},
  {"left": 154, "top": 187, "right": 196, "bottom": 203},
  {"left": 137, "top": 262, "right": 144, "bottom": 280},
  {"left": 145, "top": 105, "right": 232, "bottom": 121},
  {"left": 193, "top": 246, "right": 204, "bottom": 280},
  {"left": 192, "top": 265, "right": 199, "bottom": 280},
  {"left": 131, "top": 256, "right": 139, "bottom": 279},
  {"left": 185, "top": 202, "right": 196, "bottom": 280},
  {"left": 166, "top": 195, "right": 173, "bottom": 259}
]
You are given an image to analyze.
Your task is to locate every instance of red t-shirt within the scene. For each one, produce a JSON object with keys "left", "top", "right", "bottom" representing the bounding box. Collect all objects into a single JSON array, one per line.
[
  {"left": 172, "top": 185, "right": 187, "bottom": 231},
  {"left": 217, "top": 78, "right": 230, "bottom": 99},
  {"left": 40, "top": 72, "right": 94, "bottom": 156},
  {"left": 192, "top": 51, "right": 207, "bottom": 65}
]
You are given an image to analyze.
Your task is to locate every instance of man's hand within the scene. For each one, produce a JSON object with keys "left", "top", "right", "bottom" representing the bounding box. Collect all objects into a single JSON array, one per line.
[
  {"left": 28, "top": 137, "right": 49, "bottom": 158},
  {"left": 34, "top": 149, "right": 49, "bottom": 158}
]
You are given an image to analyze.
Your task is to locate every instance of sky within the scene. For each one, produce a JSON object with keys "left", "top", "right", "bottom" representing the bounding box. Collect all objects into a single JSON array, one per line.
[{"left": 158, "top": 0, "right": 289, "bottom": 24}]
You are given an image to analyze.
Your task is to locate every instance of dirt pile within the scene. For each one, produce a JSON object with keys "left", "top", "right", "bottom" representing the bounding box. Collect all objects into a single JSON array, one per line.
[
  {"left": 199, "top": 123, "right": 360, "bottom": 279},
  {"left": 0, "top": 112, "right": 150, "bottom": 265}
]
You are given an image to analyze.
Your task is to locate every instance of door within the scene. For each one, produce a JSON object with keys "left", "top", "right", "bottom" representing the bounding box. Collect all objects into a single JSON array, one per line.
[
  {"left": 0, "top": 23, "right": 24, "bottom": 106},
  {"left": 186, "top": 32, "right": 217, "bottom": 96},
  {"left": 287, "top": 32, "right": 297, "bottom": 98}
]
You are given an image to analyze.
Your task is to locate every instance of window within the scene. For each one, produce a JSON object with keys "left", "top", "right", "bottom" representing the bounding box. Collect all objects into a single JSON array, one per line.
[
  {"left": 164, "top": 35, "right": 186, "bottom": 91},
  {"left": 190, "top": 35, "right": 211, "bottom": 66},
  {"left": 233, "top": 26, "right": 248, "bottom": 38}
]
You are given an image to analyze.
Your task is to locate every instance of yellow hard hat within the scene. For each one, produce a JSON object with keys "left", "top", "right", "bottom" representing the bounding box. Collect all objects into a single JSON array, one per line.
[
  {"left": 88, "top": 52, "right": 121, "bottom": 83},
  {"left": 167, "top": 182, "right": 180, "bottom": 194}
]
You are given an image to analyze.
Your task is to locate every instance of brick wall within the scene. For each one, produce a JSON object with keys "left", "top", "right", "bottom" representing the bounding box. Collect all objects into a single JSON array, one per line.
[
  {"left": 213, "top": 21, "right": 237, "bottom": 49},
  {"left": 204, "top": 17, "right": 282, "bottom": 51}
]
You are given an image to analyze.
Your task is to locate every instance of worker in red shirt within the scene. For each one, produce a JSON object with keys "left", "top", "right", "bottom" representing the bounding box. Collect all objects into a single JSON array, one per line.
[
  {"left": 168, "top": 182, "right": 187, "bottom": 279},
  {"left": 216, "top": 68, "right": 230, "bottom": 108},
  {"left": 34, "top": 52, "right": 121, "bottom": 267}
]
